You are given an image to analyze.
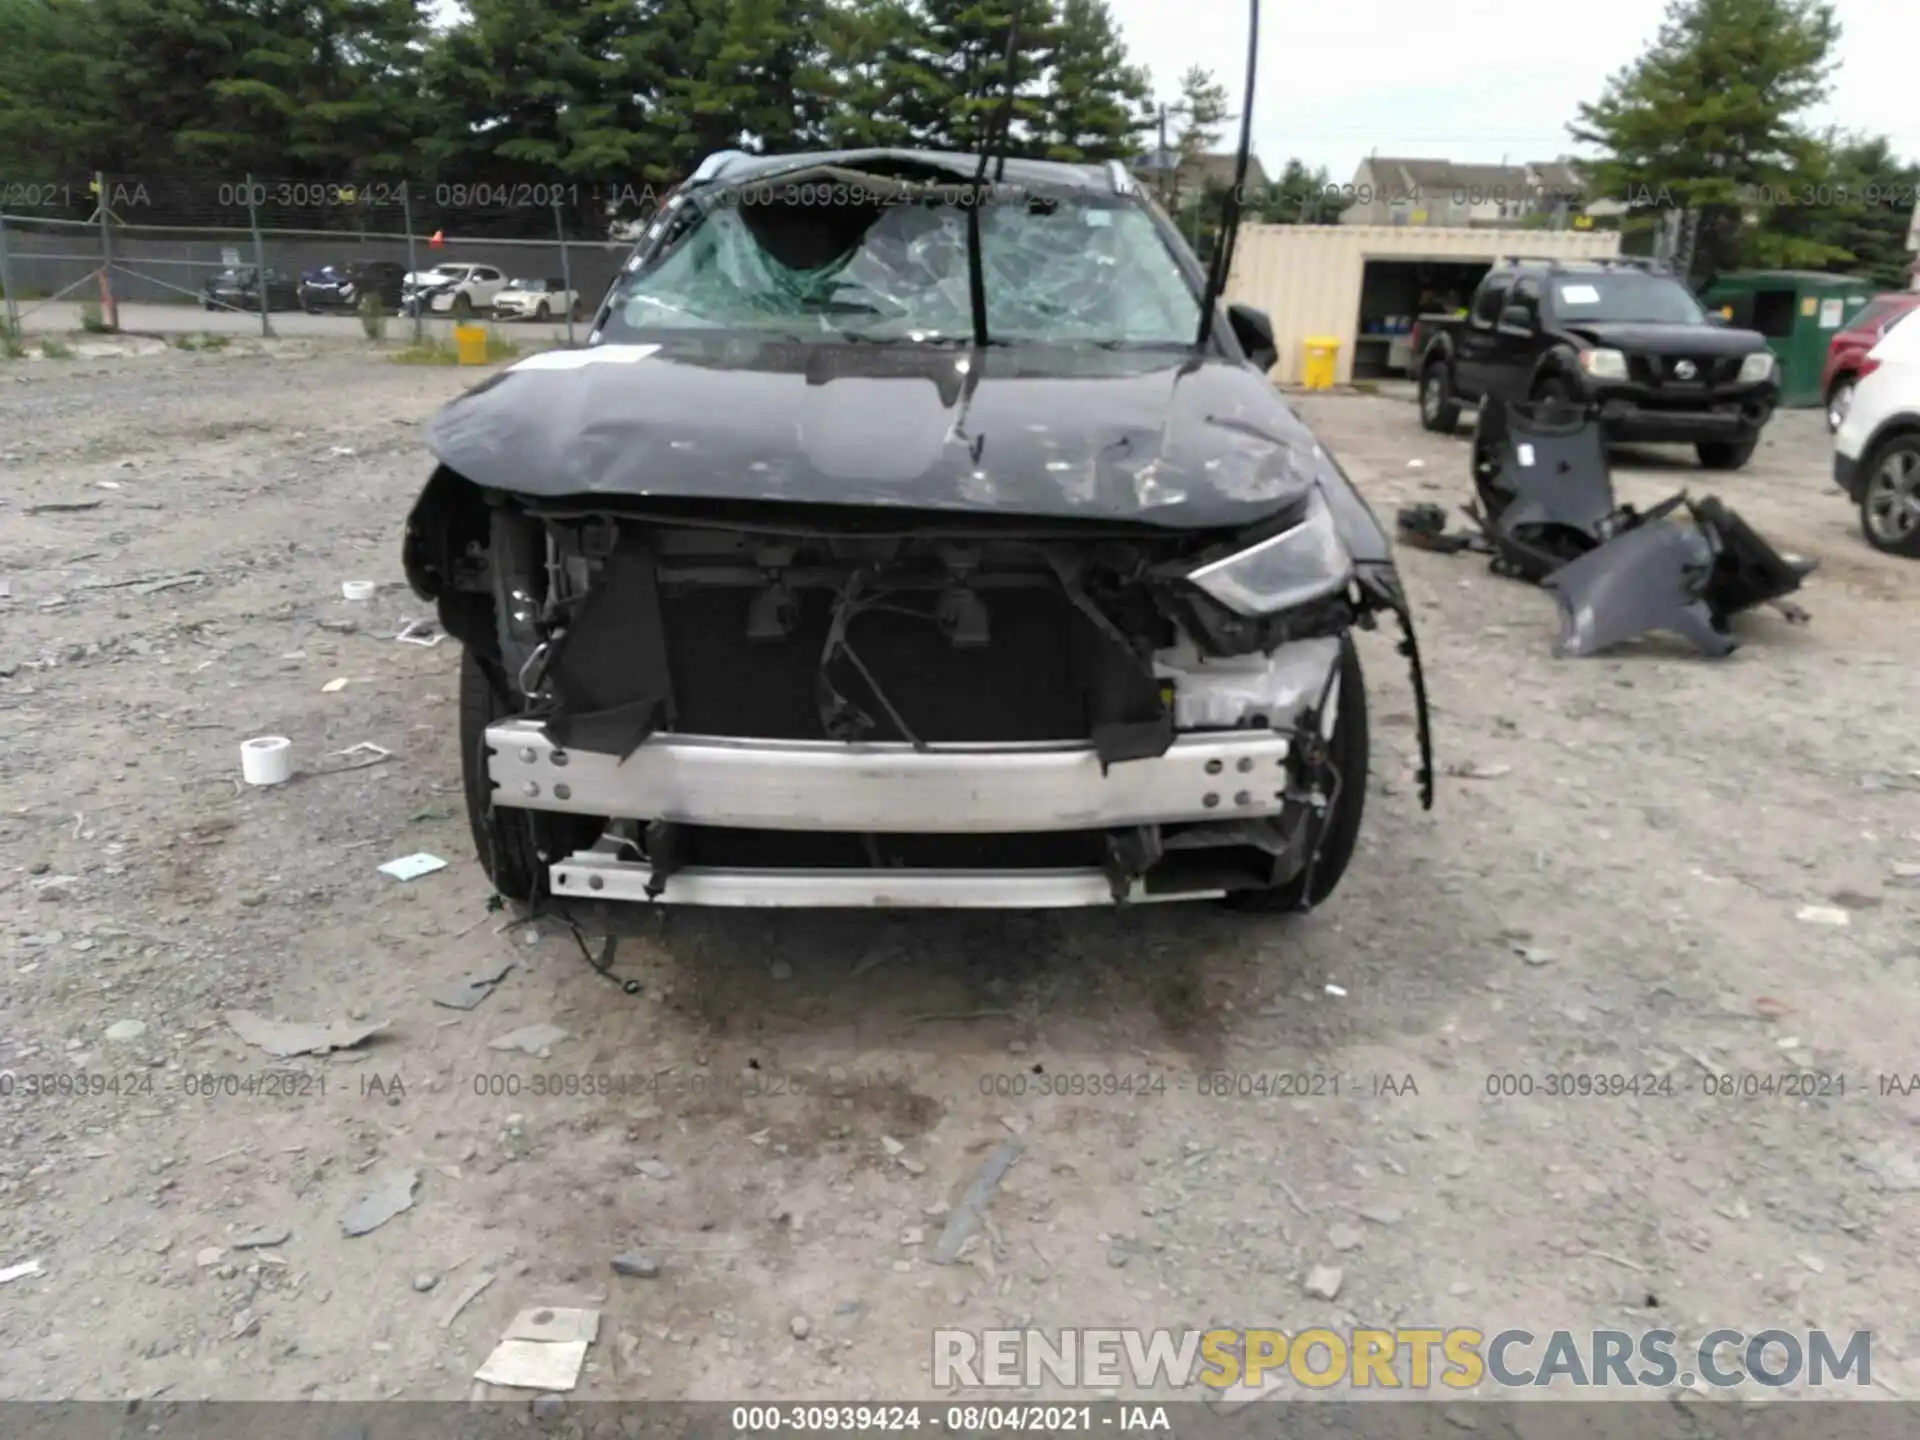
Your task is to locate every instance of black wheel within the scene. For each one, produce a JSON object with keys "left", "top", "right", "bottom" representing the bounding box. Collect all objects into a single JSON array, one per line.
[
  {"left": 535, "top": 301, "right": 550, "bottom": 321},
  {"left": 1225, "top": 634, "right": 1370, "bottom": 913},
  {"left": 450, "top": 293, "right": 473, "bottom": 320},
  {"left": 1696, "top": 437, "right": 1757, "bottom": 470},
  {"left": 459, "top": 646, "right": 603, "bottom": 902},
  {"left": 1858, "top": 432, "right": 1920, "bottom": 557},
  {"left": 570, "top": 301, "right": 583, "bottom": 323},
  {"left": 1418, "top": 362, "right": 1460, "bottom": 434},
  {"left": 1826, "top": 376, "right": 1856, "bottom": 434}
]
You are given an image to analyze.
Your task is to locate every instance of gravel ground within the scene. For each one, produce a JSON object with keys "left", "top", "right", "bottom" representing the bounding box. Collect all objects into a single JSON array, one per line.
[{"left": 2, "top": 348, "right": 1918, "bottom": 1405}]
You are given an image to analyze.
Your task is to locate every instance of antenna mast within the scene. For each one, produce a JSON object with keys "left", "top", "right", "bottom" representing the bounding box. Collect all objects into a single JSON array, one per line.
[{"left": 1193, "top": 0, "right": 1260, "bottom": 350}]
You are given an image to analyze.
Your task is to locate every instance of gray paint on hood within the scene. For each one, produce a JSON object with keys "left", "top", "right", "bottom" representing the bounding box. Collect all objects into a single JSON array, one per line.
[{"left": 423, "top": 336, "right": 1367, "bottom": 534}]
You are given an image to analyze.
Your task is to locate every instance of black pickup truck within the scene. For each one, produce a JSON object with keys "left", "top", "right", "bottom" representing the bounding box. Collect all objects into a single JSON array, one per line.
[{"left": 1413, "top": 257, "right": 1781, "bottom": 470}]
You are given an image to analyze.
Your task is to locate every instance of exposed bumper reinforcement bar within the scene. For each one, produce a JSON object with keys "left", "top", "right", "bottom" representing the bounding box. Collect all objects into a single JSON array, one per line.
[
  {"left": 485, "top": 721, "right": 1293, "bottom": 833},
  {"left": 548, "top": 850, "right": 1226, "bottom": 908}
]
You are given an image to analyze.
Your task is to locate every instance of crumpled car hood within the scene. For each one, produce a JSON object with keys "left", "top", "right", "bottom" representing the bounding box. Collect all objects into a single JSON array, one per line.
[{"left": 422, "top": 337, "right": 1334, "bottom": 531}]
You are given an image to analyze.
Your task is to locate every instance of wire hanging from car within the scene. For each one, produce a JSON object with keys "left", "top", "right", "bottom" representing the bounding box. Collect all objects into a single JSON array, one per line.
[{"left": 816, "top": 570, "right": 927, "bottom": 749}]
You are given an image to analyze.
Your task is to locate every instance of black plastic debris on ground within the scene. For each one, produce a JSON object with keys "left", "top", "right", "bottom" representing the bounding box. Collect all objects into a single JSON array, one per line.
[{"left": 1408, "top": 397, "right": 1816, "bottom": 657}]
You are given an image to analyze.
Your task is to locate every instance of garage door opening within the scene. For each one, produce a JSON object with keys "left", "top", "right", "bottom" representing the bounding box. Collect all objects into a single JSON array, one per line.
[{"left": 1353, "top": 259, "right": 1491, "bottom": 379}]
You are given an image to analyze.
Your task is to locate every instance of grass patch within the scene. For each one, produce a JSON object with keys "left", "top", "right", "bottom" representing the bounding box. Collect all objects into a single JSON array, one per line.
[
  {"left": 389, "top": 327, "right": 522, "bottom": 366},
  {"left": 171, "top": 332, "right": 232, "bottom": 352},
  {"left": 358, "top": 293, "right": 388, "bottom": 342},
  {"left": 39, "top": 336, "right": 75, "bottom": 359},
  {"left": 1, "top": 320, "right": 24, "bottom": 360},
  {"left": 78, "top": 298, "right": 113, "bottom": 334}
]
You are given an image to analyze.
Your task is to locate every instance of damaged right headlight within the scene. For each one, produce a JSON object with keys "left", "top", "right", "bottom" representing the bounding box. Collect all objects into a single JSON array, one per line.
[{"left": 1186, "top": 488, "right": 1354, "bottom": 618}]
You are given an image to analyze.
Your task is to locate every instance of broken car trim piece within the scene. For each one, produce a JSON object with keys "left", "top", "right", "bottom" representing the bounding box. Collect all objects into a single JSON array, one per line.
[{"left": 1400, "top": 397, "right": 1815, "bottom": 658}]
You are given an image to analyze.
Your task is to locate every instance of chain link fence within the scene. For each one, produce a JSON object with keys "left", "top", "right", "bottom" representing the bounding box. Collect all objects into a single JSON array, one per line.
[{"left": 0, "top": 171, "right": 668, "bottom": 342}]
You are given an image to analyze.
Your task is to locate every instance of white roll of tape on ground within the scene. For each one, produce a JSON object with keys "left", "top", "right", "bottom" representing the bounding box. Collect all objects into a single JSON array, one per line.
[
  {"left": 341, "top": 581, "right": 376, "bottom": 601},
  {"left": 241, "top": 736, "right": 293, "bottom": 786}
]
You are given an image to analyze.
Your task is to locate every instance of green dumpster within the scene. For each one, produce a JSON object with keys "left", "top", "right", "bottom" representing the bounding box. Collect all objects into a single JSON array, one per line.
[{"left": 1697, "top": 270, "right": 1880, "bottom": 407}]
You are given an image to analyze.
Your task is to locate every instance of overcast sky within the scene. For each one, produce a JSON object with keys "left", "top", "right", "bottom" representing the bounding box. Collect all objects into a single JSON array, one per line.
[{"left": 1105, "top": 0, "right": 1920, "bottom": 184}]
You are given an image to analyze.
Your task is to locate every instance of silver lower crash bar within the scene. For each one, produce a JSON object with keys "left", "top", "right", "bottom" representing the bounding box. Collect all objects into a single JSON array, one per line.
[
  {"left": 485, "top": 721, "right": 1292, "bottom": 833},
  {"left": 548, "top": 849, "right": 1225, "bottom": 908}
]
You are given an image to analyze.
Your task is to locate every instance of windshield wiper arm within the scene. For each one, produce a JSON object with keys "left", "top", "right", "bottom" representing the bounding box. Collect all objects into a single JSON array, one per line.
[
  {"left": 1193, "top": 0, "right": 1260, "bottom": 352},
  {"left": 966, "top": 0, "right": 1026, "bottom": 351}
]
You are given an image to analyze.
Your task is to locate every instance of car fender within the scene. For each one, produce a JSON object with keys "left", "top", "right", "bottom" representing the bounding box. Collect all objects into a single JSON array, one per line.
[
  {"left": 1418, "top": 331, "right": 1456, "bottom": 377},
  {"left": 1857, "top": 410, "right": 1920, "bottom": 467}
]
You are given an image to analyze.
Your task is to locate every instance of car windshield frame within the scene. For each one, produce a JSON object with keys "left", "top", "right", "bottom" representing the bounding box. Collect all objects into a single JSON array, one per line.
[
  {"left": 596, "top": 183, "right": 1206, "bottom": 348},
  {"left": 1549, "top": 272, "right": 1708, "bottom": 326}
]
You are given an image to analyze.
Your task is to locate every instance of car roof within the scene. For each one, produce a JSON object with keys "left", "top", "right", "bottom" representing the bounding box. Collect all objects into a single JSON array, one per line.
[{"left": 689, "top": 147, "right": 1131, "bottom": 195}]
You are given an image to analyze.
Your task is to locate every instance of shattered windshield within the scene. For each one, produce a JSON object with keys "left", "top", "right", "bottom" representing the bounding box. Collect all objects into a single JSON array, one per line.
[
  {"left": 1551, "top": 273, "right": 1707, "bottom": 325},
  {"left": 599, "top": 185, "right": 1202, "bottom": 345}
]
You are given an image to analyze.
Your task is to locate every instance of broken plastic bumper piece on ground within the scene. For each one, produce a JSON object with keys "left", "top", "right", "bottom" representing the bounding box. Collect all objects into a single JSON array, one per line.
[
  {"left": 1436, "top": 398, "right": 1815, "bottom": 657},
  {"left": 1544, "top": 494, "right": 1816, "bottom": 658}
]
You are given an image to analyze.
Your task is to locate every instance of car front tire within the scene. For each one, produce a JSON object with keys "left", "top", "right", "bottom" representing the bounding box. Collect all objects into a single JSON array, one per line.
[
  {"left": 1419, "top": 362, "right": 1461, "bottom": 434},
  {"left": 1697, "top": 437, "right": 1758, "bottom": 470},
  {"left": 1858, "top": 432, "right": 1920, "bottom": 557},
  {"left": 460, "top": 647, "right": 604, "bottom": 903},
  {"left": 1225, "top": 634, "right": 1369, "bottom": 914}
]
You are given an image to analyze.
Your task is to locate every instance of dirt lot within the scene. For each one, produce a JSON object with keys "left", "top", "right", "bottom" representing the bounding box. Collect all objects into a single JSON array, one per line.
[{"left": 2, "top": 348, "right": 1918, "bottom": 1406}]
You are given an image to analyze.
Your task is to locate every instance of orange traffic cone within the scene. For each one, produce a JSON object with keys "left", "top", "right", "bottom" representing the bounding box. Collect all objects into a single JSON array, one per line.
[{"left": 429, "top": 230, "right": 445, "bottom": 247}]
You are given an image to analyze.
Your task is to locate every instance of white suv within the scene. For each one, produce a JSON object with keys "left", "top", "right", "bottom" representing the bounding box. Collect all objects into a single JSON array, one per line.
[
  {"left": 1834, "top": 307, "right": 1920, "bottom": 556},
  {"left": 414, "top": 263, "right": 509, "bottom": 318}
]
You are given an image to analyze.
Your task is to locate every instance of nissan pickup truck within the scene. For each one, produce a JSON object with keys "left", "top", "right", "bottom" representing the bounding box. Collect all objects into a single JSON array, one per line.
[{"left": 1413, "top": 257, "right": 1780, "bottom": 470}]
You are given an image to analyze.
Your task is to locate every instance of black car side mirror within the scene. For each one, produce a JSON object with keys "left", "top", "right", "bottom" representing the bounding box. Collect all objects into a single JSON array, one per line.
[
  {"left": 1228, "top": 303, "right": 1278, "bottom": 372},
  {"left": 1499, "top": 305, "right": 1533, "bottom": 331}
]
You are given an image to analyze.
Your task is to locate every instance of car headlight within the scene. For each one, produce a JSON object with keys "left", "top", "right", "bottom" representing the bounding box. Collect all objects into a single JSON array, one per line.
[
  {"left": 1579, "top": 347, "right": 1629, "bottom": 380},
  {"left": 1737, "top": 351, "right": 1776, "bottom": 383},
  {"left": 1186, "top": 488, "right": 1354, "bottom": 618}
]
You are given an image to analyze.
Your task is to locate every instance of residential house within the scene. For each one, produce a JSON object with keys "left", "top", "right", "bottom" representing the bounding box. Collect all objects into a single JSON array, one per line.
[
  {"left": 1134, "top": 148, "right": 1272, "bottom": 205},
  {"left": 1339, "top": 157, "right": 1594, "bottom": 228}
]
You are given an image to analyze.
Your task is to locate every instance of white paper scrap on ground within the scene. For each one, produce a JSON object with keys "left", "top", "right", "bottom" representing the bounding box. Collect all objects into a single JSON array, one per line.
[
  {"left": 379, "top": 852, "right": 448, "bottom": 882},
  {"left": 473, "top": 1338, "right": 589, "bottom": 1391},
  {"left": 508, "top": 344, "right": 661, "bottom": 373},
  {"left": 1795, "top": 905, "right": 1850, "bottom": 926},
  {"left": 504, "top": 1306, "right": 600, "bottom": 1345}
]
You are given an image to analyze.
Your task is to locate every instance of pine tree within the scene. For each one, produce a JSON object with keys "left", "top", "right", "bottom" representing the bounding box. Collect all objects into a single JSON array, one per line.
[
  {"left": 1569, "top": 0, "right": 1841, "bottom": 281},
  {"left": 1037, "top": 0, "right": 1149, "bottom": 162}
]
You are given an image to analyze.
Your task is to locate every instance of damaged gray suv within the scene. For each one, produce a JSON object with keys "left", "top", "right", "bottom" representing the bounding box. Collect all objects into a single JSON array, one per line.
[{"left": 402, "top": 148, "right": 1434, "bottom": 911}]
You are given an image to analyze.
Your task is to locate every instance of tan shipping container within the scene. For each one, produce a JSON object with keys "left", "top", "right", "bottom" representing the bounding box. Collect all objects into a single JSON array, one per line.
[{"left": 1226, "top": 225, "right": 1624, "bottom": 385}]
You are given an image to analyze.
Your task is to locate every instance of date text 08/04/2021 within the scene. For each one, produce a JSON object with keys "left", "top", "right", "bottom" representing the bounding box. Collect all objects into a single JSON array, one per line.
[{"left": 728, "top": 1404, "right": 1169, "bottom": 1433}]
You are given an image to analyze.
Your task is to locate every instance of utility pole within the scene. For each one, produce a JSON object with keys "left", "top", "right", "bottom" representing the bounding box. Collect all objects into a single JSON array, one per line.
[{"left": 245, "top": 174, "right": 271, "bottom": 339}]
